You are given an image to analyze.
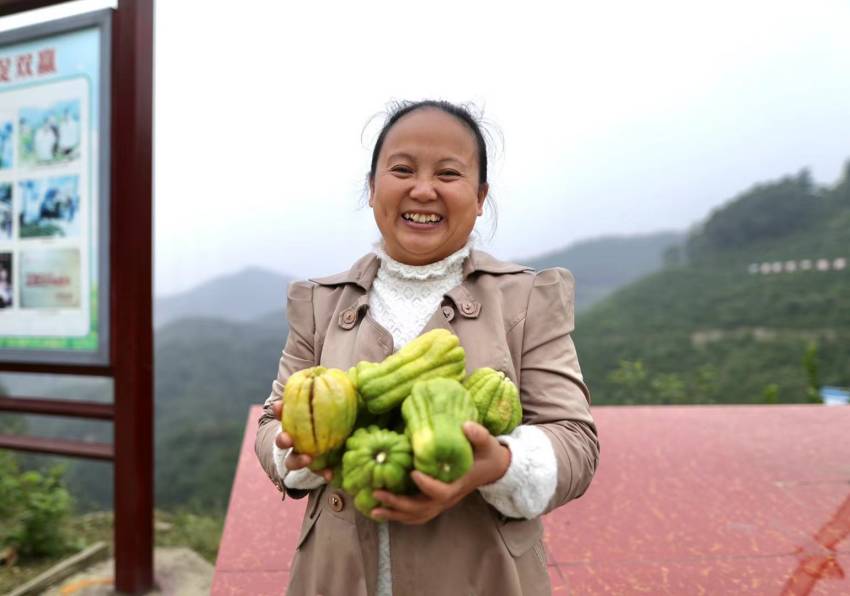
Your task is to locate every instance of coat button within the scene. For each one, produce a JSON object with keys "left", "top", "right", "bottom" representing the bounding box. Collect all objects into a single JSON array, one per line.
[
  {"left": 460, "top": 302, "right": 475, "bottom": 315},
  {"left": 339, "top": 308, "right": 357, "bottom": 329},
  {"left": 328, "top": 491, "right": 345, "bottom": 512},
  {"left": 442, "top": 305, "right": 455, "bottom": 321}
]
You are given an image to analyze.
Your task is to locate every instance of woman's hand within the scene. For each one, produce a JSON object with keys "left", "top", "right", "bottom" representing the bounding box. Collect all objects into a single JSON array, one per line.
[
  {"left": 370, "top": 421, "right": 511, "bottom": 525},
  {"left": 271, "top": 401, "right": 333, "bottom": 482}
]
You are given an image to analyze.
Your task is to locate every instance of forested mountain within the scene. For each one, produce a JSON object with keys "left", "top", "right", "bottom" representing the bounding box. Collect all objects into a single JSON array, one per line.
[
  {"left": 153, "top": 232, "right": 679, "bottom": 325},
  {"left": 523, "top": 231, "right": 683, "bottom": 311},
  {"left": 153, "top": 314, "right": 288, "bottom": 510},
  {"left": 575, "top": 165, "right": 850, "bottom": 405},
  {"left": 155, "top": 267, "right": 291, "bottom": 328}
]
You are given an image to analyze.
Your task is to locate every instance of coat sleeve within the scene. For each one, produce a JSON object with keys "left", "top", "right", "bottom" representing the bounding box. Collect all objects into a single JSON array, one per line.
[
  {"left": 517, "top": 267, "right": 599, "bottom": 514},
  {"left": 254, "top": 280, "right": 318, "bottom": 499}
]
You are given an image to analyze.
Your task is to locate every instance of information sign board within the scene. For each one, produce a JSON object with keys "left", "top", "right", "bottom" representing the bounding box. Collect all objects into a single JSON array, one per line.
[{"left": 0, "top": 10, "right": 109, "bottom": 364}]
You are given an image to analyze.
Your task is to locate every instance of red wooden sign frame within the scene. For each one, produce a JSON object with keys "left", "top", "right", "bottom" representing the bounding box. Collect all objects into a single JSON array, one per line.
[{"left": 0, "top": 0, "right": 153, "bottom": 592}]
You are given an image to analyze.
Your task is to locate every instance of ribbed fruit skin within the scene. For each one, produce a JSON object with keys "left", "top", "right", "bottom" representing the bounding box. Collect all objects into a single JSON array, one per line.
[
  {"left": 354, "top": 329, "right": 466, "bottom": 414},
  {"left": 463, "top": 368, "right": 522, "bottom": 435},
  {"left": 401, "top": 378, "right": 478, "bottom": 483},
  {"left": 281, "top": 366, "right": 358, "bottom": 457},
  {"left": 342, "top": 425, "right": 413, "bottom": 518}
]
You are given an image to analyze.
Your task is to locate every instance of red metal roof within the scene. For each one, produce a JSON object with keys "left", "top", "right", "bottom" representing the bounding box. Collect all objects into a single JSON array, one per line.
[{"left": 213, "top": 405, "right": 850, "bottom": 594}]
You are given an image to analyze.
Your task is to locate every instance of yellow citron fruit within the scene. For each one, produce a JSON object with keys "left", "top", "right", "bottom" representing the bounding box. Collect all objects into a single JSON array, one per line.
[{"left": 281, "top": 366, "right": 358, "bottom": 457}]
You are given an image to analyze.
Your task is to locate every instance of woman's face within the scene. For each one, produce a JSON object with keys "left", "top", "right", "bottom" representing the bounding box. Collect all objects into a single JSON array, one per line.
[{"left": 369, "top": 109, "right": 488, "bottom": 266}]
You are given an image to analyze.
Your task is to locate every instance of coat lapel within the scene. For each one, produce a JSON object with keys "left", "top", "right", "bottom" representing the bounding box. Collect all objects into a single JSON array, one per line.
[{"left": 419, "top": 304, "right": 455, "bottom": 335}]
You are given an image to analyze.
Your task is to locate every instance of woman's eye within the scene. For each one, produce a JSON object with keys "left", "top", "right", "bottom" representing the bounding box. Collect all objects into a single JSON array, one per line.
[
  {"left": 390, "top": 165, "right": 413, "bottom": 174},
  {"left": 438, "top": 170, "right": 461, "bottom": 178}
]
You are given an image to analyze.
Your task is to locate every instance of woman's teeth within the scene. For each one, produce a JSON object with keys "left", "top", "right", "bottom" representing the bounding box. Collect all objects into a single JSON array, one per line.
[{"left": 402, "top": 213, "right": 443, "bottom": 223}]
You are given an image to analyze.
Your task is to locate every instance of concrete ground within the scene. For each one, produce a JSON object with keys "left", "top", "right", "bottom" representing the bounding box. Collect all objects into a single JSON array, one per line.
[
  {"left": 41, "top": 548, "right": 212, "bottom": 595},
  {"left": 215, "top": 405, "right": 850, "bottom": 594}
]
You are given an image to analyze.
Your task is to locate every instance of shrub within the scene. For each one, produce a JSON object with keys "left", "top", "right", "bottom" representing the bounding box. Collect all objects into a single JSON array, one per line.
[{"left": 0, "top": 453, "right": 77, "bottom": 559}]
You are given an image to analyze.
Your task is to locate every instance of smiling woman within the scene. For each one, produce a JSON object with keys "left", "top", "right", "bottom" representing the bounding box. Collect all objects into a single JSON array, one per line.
[
  {"left": 369, "top": 101, "right": 489, "bottom": 265},
  {"left": 254, "top": 100, "right": 599, "bottom": 596},
  {"left": 367, "top": 102, "right": 490, "bottom": 266}
]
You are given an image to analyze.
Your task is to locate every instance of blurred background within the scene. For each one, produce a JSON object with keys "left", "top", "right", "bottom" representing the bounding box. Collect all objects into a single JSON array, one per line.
[{"left": 1, "top": 0, "right": 849, "bottom": 585}]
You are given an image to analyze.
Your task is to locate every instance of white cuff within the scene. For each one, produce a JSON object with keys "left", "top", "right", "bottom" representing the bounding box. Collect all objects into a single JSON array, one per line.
[
  {"left": 478, "top": 425, "right": 558, "bottom": 519},
  {"left": 272, "top": 444, "right": 327, "bottom": 491}
]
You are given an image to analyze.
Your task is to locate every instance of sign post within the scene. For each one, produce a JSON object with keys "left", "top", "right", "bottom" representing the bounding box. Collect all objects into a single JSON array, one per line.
[
  {"left": 0, "top": 1, "right": 153, "bottom": 592},
  {"left": 110, "top": 0, "right": 153, "bottom": 591}
]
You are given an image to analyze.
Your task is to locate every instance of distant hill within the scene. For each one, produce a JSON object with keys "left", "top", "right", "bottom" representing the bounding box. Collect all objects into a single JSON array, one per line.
[
  {"left": 575, "top": 165, "right": 850, "bottom": 405},
  {"left": 155, "top": 267, "right": 292, "bottom": 328},
  {"left": 152, "top": 315, "right": 289, "bottom": 510},
  {"left": 522, "top": 231, "right": 684, "bottom": 311},
  {"left": 153, "top": 232, "right": 680, "bottom": 325}
]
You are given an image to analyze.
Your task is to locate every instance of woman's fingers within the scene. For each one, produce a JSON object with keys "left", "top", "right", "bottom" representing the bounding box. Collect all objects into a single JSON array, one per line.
[
  {"left": 275, "top": 431, "right": 293, "bottom": 450},
  {"left": 271, "top": 400, "right": 282, "bottom": 419},
  {"left": 371, "top": 497, "right": 434, "bottom": 524},
  {"left": 463, "top": 421, "right": 491, "bottom": 450},
  {"left": 372, "top": 490, "right": 428, "bottom": 514},
  {"left": 285, "top": 451, "right": 312, "bottom": 470},
  {"left": 410, "top": 470, "right": 455, "bottom": 502},
  {"left": 371, "top": 507, "right": 425, "bottom": 524},
  {"left": 370, "top": 491, "right": 440, "bottom": 524},
  {"left": 370, "top": 474, "right": 465, "bottom": 525}
]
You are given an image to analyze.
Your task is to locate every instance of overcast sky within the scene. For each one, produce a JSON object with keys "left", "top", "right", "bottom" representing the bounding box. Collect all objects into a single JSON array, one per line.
[{"left": 149, "top": 1, "right": 850, "bottom": 296}]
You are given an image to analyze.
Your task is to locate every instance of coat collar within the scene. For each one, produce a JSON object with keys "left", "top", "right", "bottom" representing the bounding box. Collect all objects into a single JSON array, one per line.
[{"left": 309, "top": 248, "right": 532, "bottom": 292}]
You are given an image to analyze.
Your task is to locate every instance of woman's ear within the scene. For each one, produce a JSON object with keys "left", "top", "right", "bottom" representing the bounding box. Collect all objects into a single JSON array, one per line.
[
  {"left": 477, "top": 183, "right": 489, "bottom": 216},
  {"left": 368, "top": 176, "right": 375, "bottom": 208}
]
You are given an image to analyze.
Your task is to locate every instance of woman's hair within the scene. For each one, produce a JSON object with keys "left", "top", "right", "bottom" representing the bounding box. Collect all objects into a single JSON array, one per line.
[{"left": 368, "top": 100, "right": 489, "bottom": 187}]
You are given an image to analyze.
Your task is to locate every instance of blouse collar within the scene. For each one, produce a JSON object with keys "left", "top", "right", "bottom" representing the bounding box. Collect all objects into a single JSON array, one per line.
[{"left": 372, "top": 239, "right": 473, "bottom": 281}]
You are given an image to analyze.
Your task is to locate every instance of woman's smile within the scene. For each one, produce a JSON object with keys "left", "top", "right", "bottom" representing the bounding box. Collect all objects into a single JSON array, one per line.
[
  {"left": 400, "top": 211, "right": 445, "bottom": 231},
  {"left": 401, "top": 211, "right": 443, "bottom": 224}
]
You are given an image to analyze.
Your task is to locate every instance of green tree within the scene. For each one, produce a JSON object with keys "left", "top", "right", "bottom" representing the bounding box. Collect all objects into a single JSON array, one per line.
[
  {"left": 0, "top": 456, "right": 76, "bottom": 559},
  {"left": 651, "top": 373, "right": 687, "bottom": 404},
  {"left": 761, "top": 384, "right": 780, "bottom": 404},
  {"left": 802, "top": 341, "right": 822, "bottom": 403},
  {"left": 691, "top": 365, "right": 718, "bottom": 404},
  {"left": 607, "top": 360, "right": 651, "bottom": 404}
]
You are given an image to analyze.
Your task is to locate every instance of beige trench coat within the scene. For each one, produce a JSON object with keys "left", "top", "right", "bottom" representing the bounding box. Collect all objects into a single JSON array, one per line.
[{"left": 255, "top": 249, "right": 599, "bottom": 595}]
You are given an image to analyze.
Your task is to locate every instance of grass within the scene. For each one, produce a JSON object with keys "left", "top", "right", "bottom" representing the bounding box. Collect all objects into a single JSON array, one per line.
[{"left": 0, "top": 509, "right": 224, "bottom": 593}]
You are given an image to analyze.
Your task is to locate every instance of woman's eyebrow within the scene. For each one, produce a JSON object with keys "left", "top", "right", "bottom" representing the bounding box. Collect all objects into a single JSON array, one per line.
[
  {"left": 435, "top": 157, "right": 467, "bottom": 168},
  {"left": 385, "top": 153, "right": 469, "bottom": 168},
  {"left": 385, "top": 152, "right": 416, "bottom": 163}
]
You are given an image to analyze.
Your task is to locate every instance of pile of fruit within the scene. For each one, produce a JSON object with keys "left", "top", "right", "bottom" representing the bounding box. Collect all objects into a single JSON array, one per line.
[{"left": 280, "top": 329, "right": 522, "bottom": 519}]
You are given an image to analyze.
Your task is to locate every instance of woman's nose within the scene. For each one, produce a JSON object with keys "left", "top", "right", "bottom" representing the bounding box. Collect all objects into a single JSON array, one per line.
[{"left": 409, "top": 176, "right": 438, "bottom": 201}]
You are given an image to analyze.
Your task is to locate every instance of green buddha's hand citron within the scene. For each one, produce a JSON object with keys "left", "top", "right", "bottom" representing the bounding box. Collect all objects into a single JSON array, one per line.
[
  {"left": 463, "top": 367, "right": 522, "bottom": 435},
  {"left": 401, "top": 377, "right": 478, "bottom": 483},
  {"left": 354, "top": 329, "right": 466, "bottom": 414}
]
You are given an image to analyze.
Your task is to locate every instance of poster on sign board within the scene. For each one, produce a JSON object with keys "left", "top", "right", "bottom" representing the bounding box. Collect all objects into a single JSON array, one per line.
[{"left": 0, "top": 11, "right": 110, "bottom": 365}]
